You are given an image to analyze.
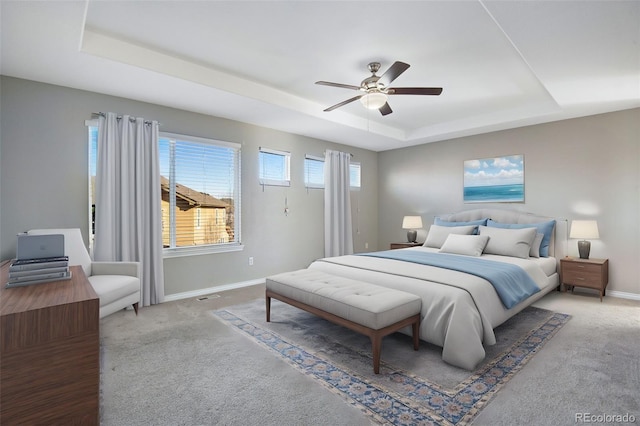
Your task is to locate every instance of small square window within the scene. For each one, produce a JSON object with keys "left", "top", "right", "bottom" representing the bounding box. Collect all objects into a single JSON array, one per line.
[{"left": 259, "top": 147, "right": 290, "bottom": 187}]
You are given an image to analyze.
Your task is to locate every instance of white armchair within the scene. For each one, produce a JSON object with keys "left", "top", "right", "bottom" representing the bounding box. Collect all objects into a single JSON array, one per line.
[{"left": 27, "top": 228, "right": 141, "bottom": 319}]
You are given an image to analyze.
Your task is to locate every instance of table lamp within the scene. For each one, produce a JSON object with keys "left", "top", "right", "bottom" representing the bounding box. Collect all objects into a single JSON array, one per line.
[
  {"left": 402, "top": 216, "right": 423, "bottom": 243},
  {"left": 569, "top": 220, "right": 599, "bottom": 259}
]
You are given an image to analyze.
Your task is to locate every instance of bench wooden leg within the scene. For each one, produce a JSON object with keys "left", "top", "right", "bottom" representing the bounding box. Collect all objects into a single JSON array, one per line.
[
  {"left": 266, "top": 294, "right": 271, "bottom": 322},
  {"left": 412, "top": 318, "right": 420, "bottom": 351},
  {"left": 370, "top": 334, "right": 382, "bottom": 374}
]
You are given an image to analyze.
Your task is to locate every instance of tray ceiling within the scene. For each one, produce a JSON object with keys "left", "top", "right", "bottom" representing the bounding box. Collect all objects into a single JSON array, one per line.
[{"left": 2, "top": 1, "right": 638, "bottom": 151}]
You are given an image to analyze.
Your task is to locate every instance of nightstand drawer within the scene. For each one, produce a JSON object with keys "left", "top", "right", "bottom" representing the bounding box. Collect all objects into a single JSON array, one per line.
[{"left": 562, "top": 266, "right": 601, "bottom": 289}]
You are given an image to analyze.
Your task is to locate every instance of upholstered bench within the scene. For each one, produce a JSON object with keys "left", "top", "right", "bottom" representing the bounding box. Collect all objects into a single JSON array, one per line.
[{"left": 265, "top": 269, "right": 422, "bottom": 374}]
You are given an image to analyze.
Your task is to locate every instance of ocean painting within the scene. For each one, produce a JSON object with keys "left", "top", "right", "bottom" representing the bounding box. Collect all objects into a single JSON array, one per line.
[{"left": 464, "top": 155, "right": 524, "bottom": 203}]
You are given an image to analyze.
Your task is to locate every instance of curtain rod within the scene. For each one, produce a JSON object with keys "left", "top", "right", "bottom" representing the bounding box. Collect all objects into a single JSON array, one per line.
[
  {"left": 324, "top": 150, "right": 354, "bottom": 157},
  {"left": 91, "top": 112, "right": 161, "bottom": 126}
]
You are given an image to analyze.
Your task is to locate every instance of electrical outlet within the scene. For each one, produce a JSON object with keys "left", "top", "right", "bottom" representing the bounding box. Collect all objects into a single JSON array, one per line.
[
  {"left": 365, "top": 242, "right": 369, "bottom": 249},
  {"left": 248, "top": 257, "right": 254, "bottom": 266}
]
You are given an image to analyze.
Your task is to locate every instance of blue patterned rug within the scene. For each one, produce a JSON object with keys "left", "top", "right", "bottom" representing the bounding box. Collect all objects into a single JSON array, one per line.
[{"left": 213, "top": 308, "right": 569, "bottom": 425}]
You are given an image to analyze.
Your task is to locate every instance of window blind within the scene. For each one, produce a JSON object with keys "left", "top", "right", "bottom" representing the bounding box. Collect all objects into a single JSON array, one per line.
[
  {"left": 159, "top": 133, "right": 240, "bottom": 250},
  {"left": 304, "top": 154, "right": 324, "bottom": 189}
]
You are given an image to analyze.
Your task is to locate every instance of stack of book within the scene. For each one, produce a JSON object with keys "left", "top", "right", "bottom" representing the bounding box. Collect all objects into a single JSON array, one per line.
[{"left": 6, "top": 256, "right": 71, "bottom": 288}]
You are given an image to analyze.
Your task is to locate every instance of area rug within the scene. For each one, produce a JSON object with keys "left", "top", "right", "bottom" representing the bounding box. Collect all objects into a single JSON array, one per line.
[{"left": 212, "top": 300, "right": 569, "bottom": 426}]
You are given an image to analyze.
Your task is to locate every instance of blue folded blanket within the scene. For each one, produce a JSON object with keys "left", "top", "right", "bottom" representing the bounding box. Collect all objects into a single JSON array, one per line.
[{"left": 359, "top": 250, "right": 540, "bottom": 309}]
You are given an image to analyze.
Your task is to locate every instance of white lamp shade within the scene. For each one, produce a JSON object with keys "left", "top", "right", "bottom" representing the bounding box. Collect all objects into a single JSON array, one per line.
[
  {"left": 402, "top": 216, "right": 423, "bottom": 229},
  {"left": 360, "top": 92, "right": 388, "bottom": 110},
  {"left": 569, "top": 220, "right": 600, "bottom": 239}
]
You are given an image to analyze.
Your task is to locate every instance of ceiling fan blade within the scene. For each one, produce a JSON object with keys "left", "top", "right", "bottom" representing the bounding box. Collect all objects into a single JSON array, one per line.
[
  {"left": 323, "top": 95, "right": 363, "bottom": 112},
  {"left": 388, "top": 87, "right": 443, "bottom": 96},
  {"left": 379, "top": 102, "right": 393, "bottom": 116},
  {"left": 315, "top": 81, "right": 362, "bottom": 91},
  {"left": 378, "top": 61, "right": 410, "bottom": 87}
]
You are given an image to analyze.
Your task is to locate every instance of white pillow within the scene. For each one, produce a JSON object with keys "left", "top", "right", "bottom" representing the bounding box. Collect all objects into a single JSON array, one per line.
[
  {"left": 530, "top": 233, "right": 544, "bottom": 258},
  {"left": 423, "top": 224, "right": 477, "bottom": 249},
  {"left": 479, "top": 226, "right": 537, "bottom": 259},
  {"left": 439, "top": 234, "right": 490, "bottom": 257}
]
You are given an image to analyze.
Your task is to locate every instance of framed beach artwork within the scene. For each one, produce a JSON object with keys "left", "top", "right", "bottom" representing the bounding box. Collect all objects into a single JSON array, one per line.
[{"left": 463, "top": 155, "right": 524, "bottom": 203}]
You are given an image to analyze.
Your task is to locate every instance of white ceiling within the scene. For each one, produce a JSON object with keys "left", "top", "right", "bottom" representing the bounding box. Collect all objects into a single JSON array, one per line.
[{"left": 2, "top": 1, "right": 639, "bottom": 151}]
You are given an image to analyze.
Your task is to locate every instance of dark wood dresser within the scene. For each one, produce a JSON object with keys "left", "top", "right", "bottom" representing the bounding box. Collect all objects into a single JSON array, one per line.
[{"left": 0, "top": 262, "right": 100, "bottom": 424}]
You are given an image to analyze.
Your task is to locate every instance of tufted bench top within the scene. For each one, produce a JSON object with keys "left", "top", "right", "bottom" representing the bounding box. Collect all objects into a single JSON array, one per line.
[{"left": 266, "top": 268, "right": 421, "bottom": 331}]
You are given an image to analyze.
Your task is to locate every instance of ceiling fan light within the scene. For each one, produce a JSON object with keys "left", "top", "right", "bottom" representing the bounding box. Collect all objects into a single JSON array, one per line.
[{"left": 360, "top": 92, "right": 388, "bottom": 110}]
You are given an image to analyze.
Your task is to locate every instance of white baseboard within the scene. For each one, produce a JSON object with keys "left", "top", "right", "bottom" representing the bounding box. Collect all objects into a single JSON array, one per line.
[
  {"left": 607, "top": 290, "right": 640, "bottom": 301},
  {"left": 568, "top": 286, "right": 640, "bottom": 301},
  {"left": 163, "top": 278, "right": 266, "bottom": 303}
]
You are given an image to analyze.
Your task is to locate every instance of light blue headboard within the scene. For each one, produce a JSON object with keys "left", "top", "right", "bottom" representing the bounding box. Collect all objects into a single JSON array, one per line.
[{"left": 435, "top": 208, "right": 568, "bottom": 259}]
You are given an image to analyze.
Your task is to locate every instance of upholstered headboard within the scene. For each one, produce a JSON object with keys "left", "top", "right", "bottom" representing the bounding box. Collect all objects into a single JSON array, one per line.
[{"left": 435, "top": 209, "right": 567, "bottom": 259}]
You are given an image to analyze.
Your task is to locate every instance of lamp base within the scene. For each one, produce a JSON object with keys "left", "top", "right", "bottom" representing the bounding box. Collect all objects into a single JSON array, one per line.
[
  {"left": 577, "top": 240, "right": 591, "bottom": 259},
  {"left": 406, "top": 230, "right": 417, "bottom": 243}
]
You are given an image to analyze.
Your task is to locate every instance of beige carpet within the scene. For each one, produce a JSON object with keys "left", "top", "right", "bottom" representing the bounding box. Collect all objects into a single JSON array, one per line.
[
  {"left": 475, "top": 290, "right": 640, "bottom": 425},
  {"left": 99, "top": 285, "right": 371, "bottom": 426},
  {"left": 99, "top": 286, "right": 640, "bottom": 425}
]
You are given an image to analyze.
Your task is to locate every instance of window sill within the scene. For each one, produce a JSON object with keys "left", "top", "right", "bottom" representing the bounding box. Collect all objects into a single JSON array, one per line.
[
  {"left": 163, "top": 243, "right": 244, "bottom": 258},
  {"left": 259, "top": 179, "right": 290, "bottom": 187}
]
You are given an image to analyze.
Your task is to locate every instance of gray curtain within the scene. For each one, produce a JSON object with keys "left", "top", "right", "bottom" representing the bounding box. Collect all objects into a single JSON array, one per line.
[
  {"left": 324, "top": 150, "right": 353, "bottom": 257},
  {"left": 95, "top": 112, "right": 165, "bottom": 306}
]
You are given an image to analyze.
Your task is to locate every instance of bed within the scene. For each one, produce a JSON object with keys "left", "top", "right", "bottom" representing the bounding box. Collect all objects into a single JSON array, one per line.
[{"left": 308, "top": 209, "right": 566, "bottom": 370}]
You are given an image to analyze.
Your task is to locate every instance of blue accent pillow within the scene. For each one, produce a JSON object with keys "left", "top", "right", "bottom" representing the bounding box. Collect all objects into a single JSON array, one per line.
[
  {"left": 487, "top": 219, "right": 556, "bottom": 257},
  {"left": 434, "top": 217, "right": 488, "bottom": 235}
]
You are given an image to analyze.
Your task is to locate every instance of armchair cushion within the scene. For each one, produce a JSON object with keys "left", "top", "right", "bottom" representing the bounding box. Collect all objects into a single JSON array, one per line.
[{"left": 88, "top": 275, "right": 140, "bottom": 307}]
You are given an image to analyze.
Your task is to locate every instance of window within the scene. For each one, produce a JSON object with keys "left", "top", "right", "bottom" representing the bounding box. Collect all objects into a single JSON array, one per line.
[
  {"left": 159, "top": 133, "right": 241, "bottom": 255},
  {"left": 303, "top": 155, "right": 362, "bottom": 190},
  {"left": 88, "top": 124, "right": 98, "bottom": 247},
  {"left": 88, "top": 124, "right": 241, "bottom": 256},
  {"left": 259, "top": 147, "right": 290, "bottom": 187},
  {"left": 304, "top": 155, "right": 324, "bottom": 189},
  {"left": 350, "top": 162, "right": 361, "bottom": 190}
]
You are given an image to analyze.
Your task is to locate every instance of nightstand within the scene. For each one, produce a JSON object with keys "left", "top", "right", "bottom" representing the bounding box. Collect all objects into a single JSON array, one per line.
[
  {"left": 560, "top": 257, "right": 609, "bottom": 301},
  {"left": 390, "top": 242, "right": 423, "bottom": 250}
]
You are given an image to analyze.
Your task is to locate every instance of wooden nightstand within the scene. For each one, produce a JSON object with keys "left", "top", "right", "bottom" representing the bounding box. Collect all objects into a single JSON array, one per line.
[
  {"left": 560, "top": 257, "right": 609, "bottom": 301},
  {"left": 390, "top": 242, "right": 422, "bottom": 250}
]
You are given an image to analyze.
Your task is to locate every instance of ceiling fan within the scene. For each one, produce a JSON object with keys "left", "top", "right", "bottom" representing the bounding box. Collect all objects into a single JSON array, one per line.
[{"left": 316, "top": 61, "right": 442, "bottom": 116}]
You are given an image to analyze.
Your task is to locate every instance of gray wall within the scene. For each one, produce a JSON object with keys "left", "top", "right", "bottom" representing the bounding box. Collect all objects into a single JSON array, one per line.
[
  {"left": 0, "top": 76, "right": 378, "bottom": 297},
  {"left": 378, "top": 108, "right": 640, "bottom": 297},
  {"left": 2, "top": 76, "right": 638, "bottom": 298}
]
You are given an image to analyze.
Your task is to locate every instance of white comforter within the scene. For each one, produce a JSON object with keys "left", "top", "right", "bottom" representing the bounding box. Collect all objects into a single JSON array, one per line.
[{"left": 308, "top": 246, "right": 558, "bottom": 370}]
